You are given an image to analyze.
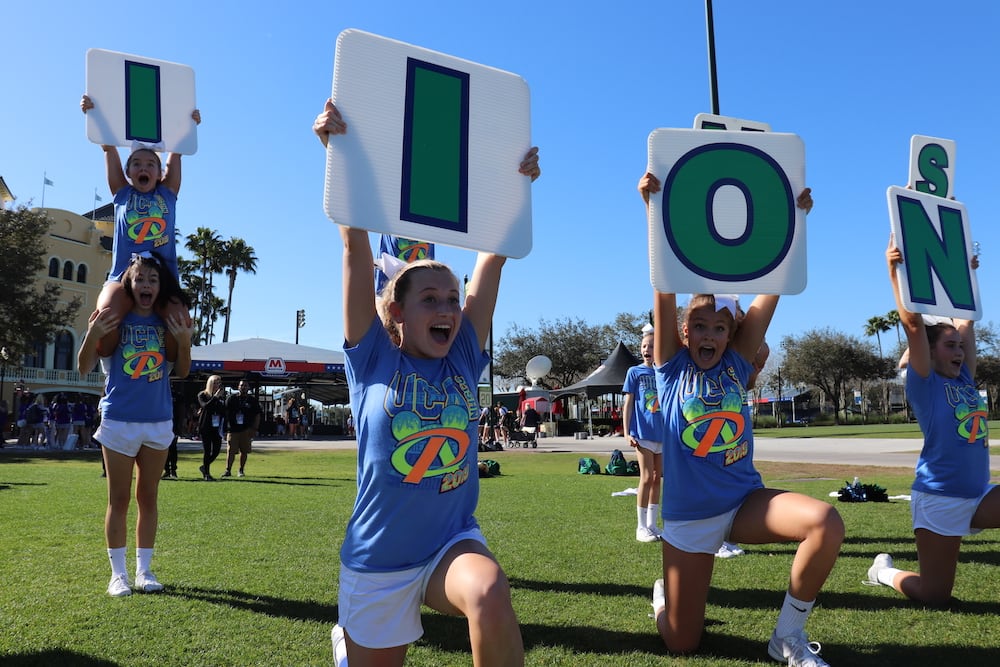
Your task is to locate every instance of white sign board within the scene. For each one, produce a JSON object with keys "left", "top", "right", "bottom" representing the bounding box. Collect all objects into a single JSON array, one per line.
[
  {"left": 85, "top": 49, "right": 198, "bottom": 154},
  {"left": 323, "top": 29, "right": 533, "bottom": 257},
  {"left": 887, "top": 185, "right": 980, "bottom": 320},
  {"left": 693, "top": 113, "right": 771, "bottom": 133},
  {"left": 646, "top": 129, "right": 806, "bottom": 294},
  {"left": 908, "top": 135, "right": 956, "bottom": 199}
]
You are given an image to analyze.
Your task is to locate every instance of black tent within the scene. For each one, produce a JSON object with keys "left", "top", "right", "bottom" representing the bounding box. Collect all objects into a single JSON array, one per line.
[{"left": 551, "top": 342, "right": 641, "bottom": 399}]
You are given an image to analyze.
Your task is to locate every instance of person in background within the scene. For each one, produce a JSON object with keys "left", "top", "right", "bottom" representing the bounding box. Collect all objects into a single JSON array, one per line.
[
  {"left": 196, "top": 376, "right": 226, "bottom": 481},
  {"left": 222, "top": 379, "right": 262, "bottom": 478},
  {"left": 51, "top": 393, "right": 72, "bottom": 449},
  {"left": 622, "top": 325, "right": 664, "bottom": 543}
]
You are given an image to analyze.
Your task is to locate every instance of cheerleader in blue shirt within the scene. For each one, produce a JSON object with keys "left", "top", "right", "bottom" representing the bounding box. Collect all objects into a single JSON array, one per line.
[
  {"left": 640, "top": 173, "right": 843, "bottom": 667},
  {"left": 868, "top": 237, "right": 998, "bottom": 604},
  {"left": 78, "top": 252, "right": 193, "bottom": 597},
  {"left": 315, "top": 100, "right": 540, "bottom": 667}
]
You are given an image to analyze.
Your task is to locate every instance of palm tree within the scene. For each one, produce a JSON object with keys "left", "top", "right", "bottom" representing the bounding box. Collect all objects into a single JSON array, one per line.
[
  {"left": 184, "top": 227, "right": 224, "bottom": 332},
  {"left": 885, "top": 309, "right": 902, "bottom": 348},
  {"left": 219, "top": 237, "right": 258, "bottom": 342},
  {"left": 864, "top": 315, "right": 891, "bottom": 358}
]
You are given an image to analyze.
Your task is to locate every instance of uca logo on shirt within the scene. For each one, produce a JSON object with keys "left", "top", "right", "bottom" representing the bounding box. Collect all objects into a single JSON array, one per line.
[{"left": 384, "top": 370, "right": 478, "bottom": 493}]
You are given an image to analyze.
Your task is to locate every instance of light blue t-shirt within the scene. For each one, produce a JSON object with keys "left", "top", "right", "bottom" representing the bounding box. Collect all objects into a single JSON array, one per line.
[
  {"left": 341, "top": 317, "right": 489, "bottom": 572},
  {"left": 656, "top": 348, "right": 763, "bottom": 521},
  {"left": 622, "top": 363, "right": 663, "bottom": 443},
  {"left": 109, "top": 184, "right": 179, "bottom": 281},
  {"left": 907, "top": 364, "right": 989, "bottom": 498},
  {"left": 99, "top": 311, "right": 173, "bottom": 423}
]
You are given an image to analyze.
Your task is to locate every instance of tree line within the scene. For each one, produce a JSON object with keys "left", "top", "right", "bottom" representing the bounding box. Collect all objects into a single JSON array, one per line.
[{"left": 493, "top": 307, "right": 1000, "bottom": 423}]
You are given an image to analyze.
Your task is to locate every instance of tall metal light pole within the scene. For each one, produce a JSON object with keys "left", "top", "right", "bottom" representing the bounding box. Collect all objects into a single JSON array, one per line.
[{"left": 705, "top": 0, "right": 720, "bottom": 114}]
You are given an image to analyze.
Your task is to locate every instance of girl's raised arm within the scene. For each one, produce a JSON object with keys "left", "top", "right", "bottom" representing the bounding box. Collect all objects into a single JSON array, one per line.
[
  {"left": 341, "top": 226, "right": 377, "bottom": 347},
  {"left": 640, "top": 172, "right": 683, "bottom": 365},
  {"left": 887, "top": 235, "right": 931, "bottom": 378}
]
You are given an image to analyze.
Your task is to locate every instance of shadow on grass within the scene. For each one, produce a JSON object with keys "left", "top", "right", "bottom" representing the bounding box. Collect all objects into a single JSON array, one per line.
[
  {"left": 167, "top": 585, "right": 339, "bottom": 624},
  {"left": 0, "top": 481, "right": 48, "bottom": 490},
  {"left": 421, "top": 613, "right": 1000, "bottom": 665},
  {"left": 0, "top": 650, "right": 121, "bottom": 666},
  {"left": 165, "top": 476, "right": 342, "bottom": 487}
]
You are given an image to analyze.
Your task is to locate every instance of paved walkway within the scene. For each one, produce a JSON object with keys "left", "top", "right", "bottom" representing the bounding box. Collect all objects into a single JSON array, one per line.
[
  {"left": 172, "top": 432, "right": 1000, "bottom": 470},
  {"left": 6, "top": 431, "right": 998, "bottom": 471}
]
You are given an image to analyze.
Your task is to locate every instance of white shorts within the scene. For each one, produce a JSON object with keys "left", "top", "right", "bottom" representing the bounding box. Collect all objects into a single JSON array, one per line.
[
  {"left": 95, "top": 419, "right": 173, "bottom": 458},
  {"left": 337, "top": 527, "right": 486, "bottom": 648},
  {"left": 636, "top": 438, "right": 663, "bottom": 455},
  {"left": 661, "top": 506, "right": 740, "bottom": 554},
  {"left": 911, "top": 486, "right": 995, "bottom": 537}
]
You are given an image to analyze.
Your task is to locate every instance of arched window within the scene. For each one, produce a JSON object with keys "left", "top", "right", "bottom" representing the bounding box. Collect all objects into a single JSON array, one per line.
[
  {"left": 62, "top": 261, "right": 74, "bottom": 281},
  {"left": 77, "top": 264, "right": 88, "bottom": 284},
  {"left": 48, "top": 258, "right": 59, "bottom": 277},
  {"left": 23, "top": 340, "right": 46, "bottom": 368},
  {"left": 53, "top": 330, "right": 74, "bottom": 371}
]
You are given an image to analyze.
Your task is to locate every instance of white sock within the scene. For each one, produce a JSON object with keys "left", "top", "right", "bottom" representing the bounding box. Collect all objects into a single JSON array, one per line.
[
  {"left": 136, "top": 547, "right": 154, "bottom": 575},
  {"left": 107, "top": 547, "right": 127, "bottom": 578},
  {"left": 773, "top": 591, "right": 814, "bottom": 638},
  {"left": 877, "top": 567, "right": 902, "bottom": 588},
  {"left": 647, "top": 504, "right": 660, "bottom": 530},
  {"left": 637, "top": 505, "right": 647, "bottom": 529}
]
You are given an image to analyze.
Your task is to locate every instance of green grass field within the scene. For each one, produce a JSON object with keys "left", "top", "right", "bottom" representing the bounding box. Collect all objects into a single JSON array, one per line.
[{"left": 1, "top": 448, "right": 998, "bottom": 666}]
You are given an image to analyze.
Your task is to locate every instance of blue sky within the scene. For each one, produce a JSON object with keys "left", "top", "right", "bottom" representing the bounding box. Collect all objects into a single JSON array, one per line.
[{"left": 4, "top": 1, "right": 999, "bottom": 372}]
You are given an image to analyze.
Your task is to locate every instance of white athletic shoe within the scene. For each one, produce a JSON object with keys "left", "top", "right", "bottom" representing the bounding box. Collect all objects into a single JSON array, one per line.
[
  {"left": 866, "top": 553, "right": 894, "bottom": 586},
  {"left": 135, "top": 570, "right": 164, "bottom": 593},
  {"left": 636, "top": 526, "right": 660, "bottom": 543},
  {"left": 767, "top": 629, "right": 830, "bottom": 666},
  {"left": 331, "top": 623, "right": 348, "bottom": 667},
  {"left": 652, "top": 578, "right": 665, "bottom": 613},
  {"left": 715, "top": 542, "right": 746, "bottom": 558},
  {"left": 107, "top": 573, "right": 132, "bottom": 597}
]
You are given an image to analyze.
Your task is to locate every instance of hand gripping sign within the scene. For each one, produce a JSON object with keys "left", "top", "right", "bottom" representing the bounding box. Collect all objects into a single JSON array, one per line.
[
  {"left": 888, "top": 134, "right": 980, "bottom": 320},
  {"left": 324, "top": 29, "right": 534, "bottom": 257},
  {"left": 85, "top": 49, "right": 198, "bottom": 154},
  {"left": 646, "top": 128, "right": 806, "bottom": 294}
]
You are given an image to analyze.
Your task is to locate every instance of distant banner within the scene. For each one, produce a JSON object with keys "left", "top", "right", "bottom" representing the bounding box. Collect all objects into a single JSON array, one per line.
[{"left": 646, "top": 128, "right": 806, "bottom": 294}]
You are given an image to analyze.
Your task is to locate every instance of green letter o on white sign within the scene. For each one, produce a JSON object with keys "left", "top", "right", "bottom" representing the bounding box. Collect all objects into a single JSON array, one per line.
[{"left": 662, "top": 143, "right": 795, "bottom": 281}]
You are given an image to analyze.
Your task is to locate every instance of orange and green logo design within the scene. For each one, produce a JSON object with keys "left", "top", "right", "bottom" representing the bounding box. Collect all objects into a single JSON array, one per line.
[
  {"left": 681, "top": 392, "right": 746, "bottom": 457},
  {"left": 125, "top": 194, "right": 169, "bottom": 245}
]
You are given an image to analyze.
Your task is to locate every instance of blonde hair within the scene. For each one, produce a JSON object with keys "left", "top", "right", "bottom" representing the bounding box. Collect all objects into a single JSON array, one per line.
[
  {"left": 378, "top": 259, "right": 458, "bottom": 347},
  {"left": 203, "top": 375, "right": 222, "bottom": 392}
]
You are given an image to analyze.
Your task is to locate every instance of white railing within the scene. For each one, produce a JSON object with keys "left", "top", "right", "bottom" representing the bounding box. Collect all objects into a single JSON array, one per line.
[{"left": 7, "top": 366, "right": 103, "bottom": 389}]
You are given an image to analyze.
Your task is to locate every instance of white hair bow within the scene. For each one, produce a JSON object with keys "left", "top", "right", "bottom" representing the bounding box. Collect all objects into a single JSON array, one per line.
[
  {"left": 921, "top": 314, "right": 954, "bottom": 327},
  {"left": 374, "top": 252, "right": 408, "bottom": 281},
  {"left": 713, "top": 294, "right": 739, "bottom": 319},
  {"left": 130, "top": 140, "right": 165, "bottom": 153}
]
